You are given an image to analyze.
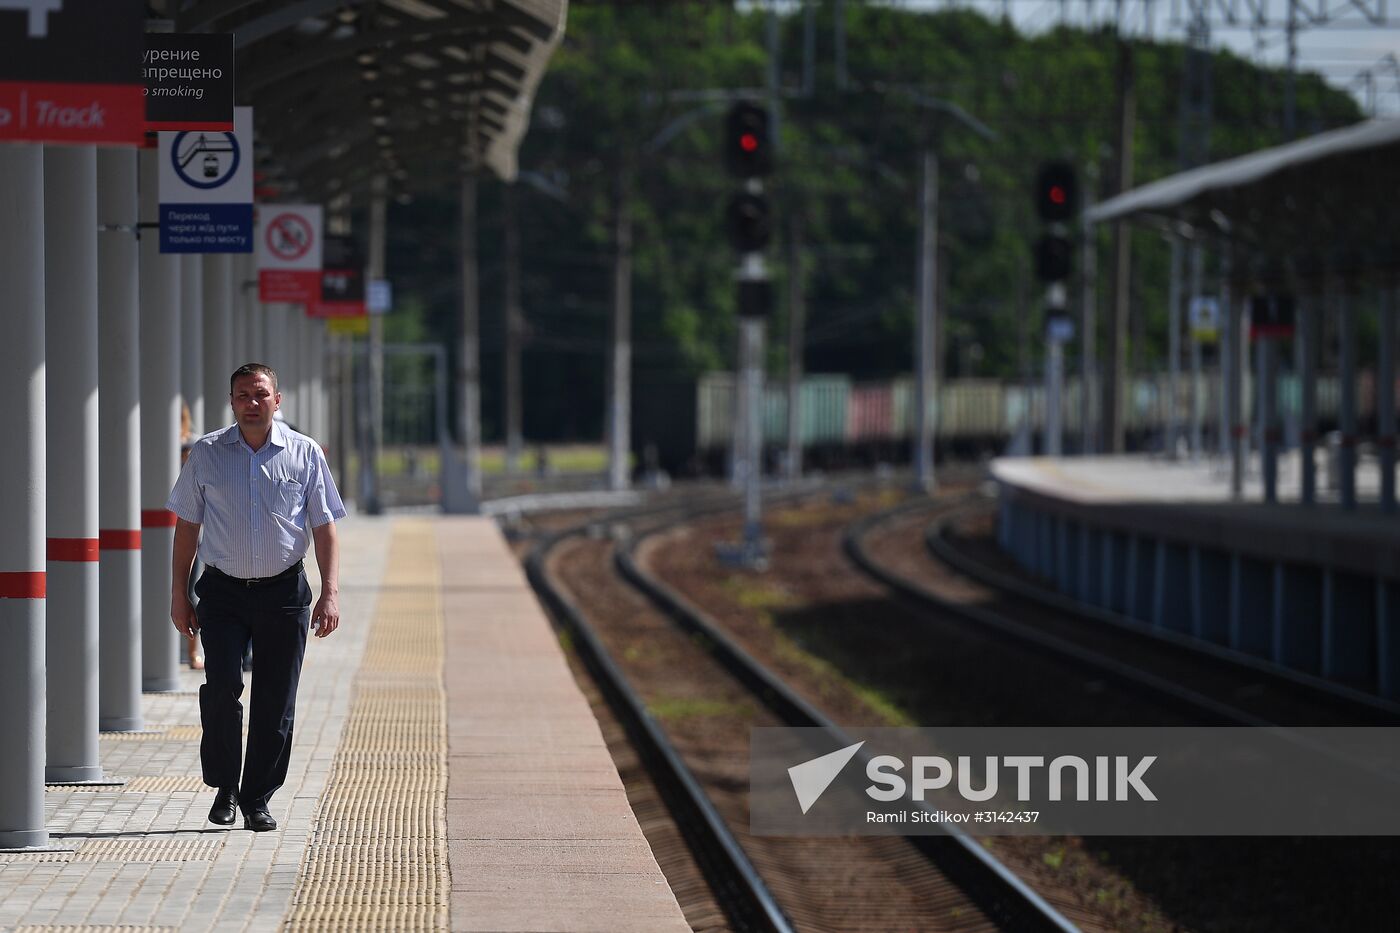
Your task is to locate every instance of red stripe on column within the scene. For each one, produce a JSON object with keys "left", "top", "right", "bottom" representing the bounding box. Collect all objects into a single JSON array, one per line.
[
  {"left": 100, "top": 529, "right": 142, "bottom": 550},
  {"left": 141, "top": 509, "right": 179, "bottom": 528},
  {"left": 47, "top": 538, "right": 99, "bottom": 561},
  {"left": 0, "top": 572, "right": 45, "bottom": 599}
]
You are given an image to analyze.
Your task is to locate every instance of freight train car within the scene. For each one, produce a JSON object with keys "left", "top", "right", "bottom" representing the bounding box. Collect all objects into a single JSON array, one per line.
[{"left": 632, "top": 370, "right": 1359, "bottom": 478}]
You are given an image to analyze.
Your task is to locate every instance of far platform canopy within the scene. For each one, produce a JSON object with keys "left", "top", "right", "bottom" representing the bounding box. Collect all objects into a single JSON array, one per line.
[{"left": 1086, "top": 118, "right": 1400, "bottom": 278}]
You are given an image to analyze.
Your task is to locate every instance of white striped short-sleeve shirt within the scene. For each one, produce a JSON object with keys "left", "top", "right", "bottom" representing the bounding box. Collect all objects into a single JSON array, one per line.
[{"left": 166, "top": 421, "right": 347, "bottom": 579}]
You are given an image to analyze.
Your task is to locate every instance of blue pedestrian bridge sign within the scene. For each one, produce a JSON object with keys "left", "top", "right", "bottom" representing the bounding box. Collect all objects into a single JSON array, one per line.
[{"left": 157, "top": 106, "right": 253, "bottom": 253}]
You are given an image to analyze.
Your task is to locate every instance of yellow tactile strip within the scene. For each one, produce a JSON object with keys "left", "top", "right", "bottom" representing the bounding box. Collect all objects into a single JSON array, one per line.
[
  {"left": 74, "top": 837, "right": 224, "bottom": 862},
  {"left": 13, "top": 927, "right": 179, "bottom": 932},
  {"left": 283, "top": 519, "right": 449, "bottom": 931},
  {"left": 98, "top": 725, "right": 203, "bottom": 742}
]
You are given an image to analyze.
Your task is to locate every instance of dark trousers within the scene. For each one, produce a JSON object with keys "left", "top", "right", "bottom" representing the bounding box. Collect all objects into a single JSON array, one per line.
[{"left": 194, "top": 567, "right": 311, "bottom": 813}]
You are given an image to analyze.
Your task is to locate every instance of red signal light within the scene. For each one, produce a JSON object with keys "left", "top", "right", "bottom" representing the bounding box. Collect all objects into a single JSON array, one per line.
[
  {"left": 1049, "top": 185, "right": 1066, "bottom": 205},
  {"left": 740, "top": 133, "right": 759, "bottom": 153}
]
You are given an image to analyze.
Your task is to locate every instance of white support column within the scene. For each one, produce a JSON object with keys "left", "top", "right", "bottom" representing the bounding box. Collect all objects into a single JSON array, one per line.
[
  {"left": 138, "top": 149, "right": 182, "bottom": 693},
  {"left": 298, "top": 311, "right": 313, "bottom": 430},
  {"left": 265, "top": 304, "right": 288, "bottom": 399},
  {"left": 282, "top": 307, "right": 301, "bottom": 422},
  {"left": 43, "top": 145, "right": 104, "bottom": 783},
  {"left": 0, "top": 145, "right": 49, "bottom": 849},
  {"left": 97, "top": 148, "right": 144, "bottom": 733},
  {"left": 246, "top": 257, "right": 264, "bottom": 365},
  {"left": 203, "top": 254, "right": 232, "bottom": 433},
  {"left": 312, "top": 320, "right": 327, "bottom": 441},
  {"left": 179, "top": 255, "right": 204, "bottom": 436},
  {"left": 239, "top": 257, "right": 255, "bottom": 366}
]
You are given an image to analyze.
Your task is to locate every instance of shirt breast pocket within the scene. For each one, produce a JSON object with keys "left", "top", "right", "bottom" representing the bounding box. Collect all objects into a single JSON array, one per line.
[{"left": 272, "top": 478, "right": 304, "bottom": 518}]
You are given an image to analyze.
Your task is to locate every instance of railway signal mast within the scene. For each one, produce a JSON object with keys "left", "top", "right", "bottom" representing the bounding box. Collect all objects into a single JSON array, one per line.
[
  {"left": 1034, "top": 161, "right": 1078, "bottom": 457},
  {"left": 720, "top": 101, "right": 774, "bottom": 569}
]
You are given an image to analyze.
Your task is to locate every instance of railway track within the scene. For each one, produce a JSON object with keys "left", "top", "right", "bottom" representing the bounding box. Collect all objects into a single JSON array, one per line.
[
  {"left": 843, "top": 495, "right": 1400, "bottom": 728},
  {"left": 524, "top": 487, "right": 1080, "bottom": 933}
]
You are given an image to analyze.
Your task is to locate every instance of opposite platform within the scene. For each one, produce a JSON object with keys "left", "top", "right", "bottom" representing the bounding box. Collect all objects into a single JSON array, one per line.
[
  {"left": 993, "top": 455, "right": 1400, "bottom": 699},
  {"left": 0, "top": 515, "right": 688, "bottom": 933}
]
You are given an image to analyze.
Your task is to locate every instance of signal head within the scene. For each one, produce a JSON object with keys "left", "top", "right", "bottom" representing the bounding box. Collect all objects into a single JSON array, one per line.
[{"left": 1034, "top": 161, "right": 1078, "bottom": 223}]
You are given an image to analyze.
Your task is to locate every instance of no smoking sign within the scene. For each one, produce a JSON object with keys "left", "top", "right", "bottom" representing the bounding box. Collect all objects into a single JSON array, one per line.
[
  {"left": 266, "top": 212, "right": 313, "bottom": 261},
  {"left": 257, "top": 204, "right": 322, "bottom": 304}
]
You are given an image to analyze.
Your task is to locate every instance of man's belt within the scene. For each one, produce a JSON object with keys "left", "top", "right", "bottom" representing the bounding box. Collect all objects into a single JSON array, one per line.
[{"left": 206, "top": 560, "right": 304, "bottom": 588}]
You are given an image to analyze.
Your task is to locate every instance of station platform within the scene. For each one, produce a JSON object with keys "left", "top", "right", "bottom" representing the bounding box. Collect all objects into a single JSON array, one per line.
[
  {"left": 0, "top": 516, "right": 688, "bottom": 933},
  {"left": 992, "top": 455, "right": 1400, "bottom": 700}
]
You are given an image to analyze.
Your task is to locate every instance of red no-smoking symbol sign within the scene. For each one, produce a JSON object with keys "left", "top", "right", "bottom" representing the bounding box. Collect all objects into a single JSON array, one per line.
[{"left": 266, "top": 212, "right": 313, "bottom": 261}]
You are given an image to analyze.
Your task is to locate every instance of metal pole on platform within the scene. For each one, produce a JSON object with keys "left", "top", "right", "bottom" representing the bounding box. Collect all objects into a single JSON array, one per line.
[
  {"left": 608, "top": 163, "right": 633, "bottom": 492},
  {"left": 97, "top": 148, "right": 144, "bottom": 733},
  {"left": 203, "top": 254, "right": 232, "bottom": 433},
  {"left": 1338, "top": 279, "right": 1358, "bottom": 510},
  {"left": 1299, "top": 292, "right": 1317, "bottom": 505},
  {"left": 180, "top": 255, "right": 204, "bottom": 434},
  {"left": 503, "top": 184, "right": 524, "bottom": 476},
  {"left": 366, "top": 175, "right": 386, "bottom": 513},
  {"left": 913, "top": 150, "right": 938, "bottom": 490},
  {"left": 1226, "top": 274, "right": 1244, "bottom": 498},
  {"left": 1080, "top": 181, "right": 1098, "bottom": 456},
  {"left": 1167, "top": 235, "right": 1183, "bottom": 456},
  {"left": 784, "top": 214, "right": 806, "bottom": 481},
  {"left": 452, "top": 174, "right": 483, "bottom": 512},
  {"left": 138, "top": 149, "right": 182, "bottom": 693},
  {"left": 742, "top": 316, "right": 766, "bottom": 554},
  {"left": 1379, "top": 284, "right": 1396, "bottom": 513},
  {"left": 1045, "top": 328, "right": 1065, "bottom": 457},
  {"left": 0, "top": 145, "right": 49, "bottom": 849},
  {"left": 1260, "top": 335, "right": 1278, "bottom": 504},
  {"left": 43, "top": 145, "right": 104, "bottom": 784},
  {"left": 1188, "top": 244, "right": 1204, "bottom": 459}
]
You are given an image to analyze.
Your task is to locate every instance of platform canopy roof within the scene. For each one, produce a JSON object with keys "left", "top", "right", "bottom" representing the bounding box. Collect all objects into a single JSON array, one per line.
[
  {"left": 169, "top": 0, "right": 567, "bottom": 202},
  {"left": 1085, "top": 117, "right": 1400, "bottom": 278}
]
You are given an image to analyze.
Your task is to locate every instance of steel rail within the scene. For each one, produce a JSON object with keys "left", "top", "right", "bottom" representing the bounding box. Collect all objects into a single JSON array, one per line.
[
  {"left": 924, "top": 500, "right": 1400, "bottom": 724},
  {"left": 524, "top": 490, "right": 797, "bottom": 933},
  {"left": 615, "top": 493, "right": 1081, "bottom": 933},
  {"left": 844, "top": 499, "right": 1278, "bottom": 728}
]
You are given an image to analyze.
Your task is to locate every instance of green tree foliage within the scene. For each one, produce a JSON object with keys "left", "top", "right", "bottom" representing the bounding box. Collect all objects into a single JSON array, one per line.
[{"left": 391, "top": 2, "right": 1362, "bottom": 441}]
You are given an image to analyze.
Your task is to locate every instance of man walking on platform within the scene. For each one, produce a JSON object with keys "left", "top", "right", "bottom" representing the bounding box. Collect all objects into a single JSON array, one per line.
[{"left": 168, "top": 363, "right": 346, "bottom": 832}]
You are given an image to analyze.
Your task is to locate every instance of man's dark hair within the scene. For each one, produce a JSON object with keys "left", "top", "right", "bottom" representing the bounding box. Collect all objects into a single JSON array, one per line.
[{"left": 230, "top": 363, "right": 279, "bottom": 393}]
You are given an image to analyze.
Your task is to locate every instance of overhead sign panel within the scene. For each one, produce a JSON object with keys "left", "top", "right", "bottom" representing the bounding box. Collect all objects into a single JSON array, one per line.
[
  {"left": 158, "top": 106, "right": 253, "bottom": 253},
  {"left": 307, "top": 234, "right": 366, "bottom": 319},
  {"left": 0, "top": 0, "right": 145, "bottom": 145},
  {"left": 258, "top": 204, "right": 323, "bottom": 304},
  {"left": 143, "top": 33, "right": 233, "bottom": 132}
]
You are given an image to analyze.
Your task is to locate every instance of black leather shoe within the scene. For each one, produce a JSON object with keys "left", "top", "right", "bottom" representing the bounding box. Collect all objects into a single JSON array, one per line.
[
  {"left": 243, "top": 808, "right": 277, "bottom": 832},
  {"left": 208, "top": 788, "right": 238, "bottom": 826}
]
